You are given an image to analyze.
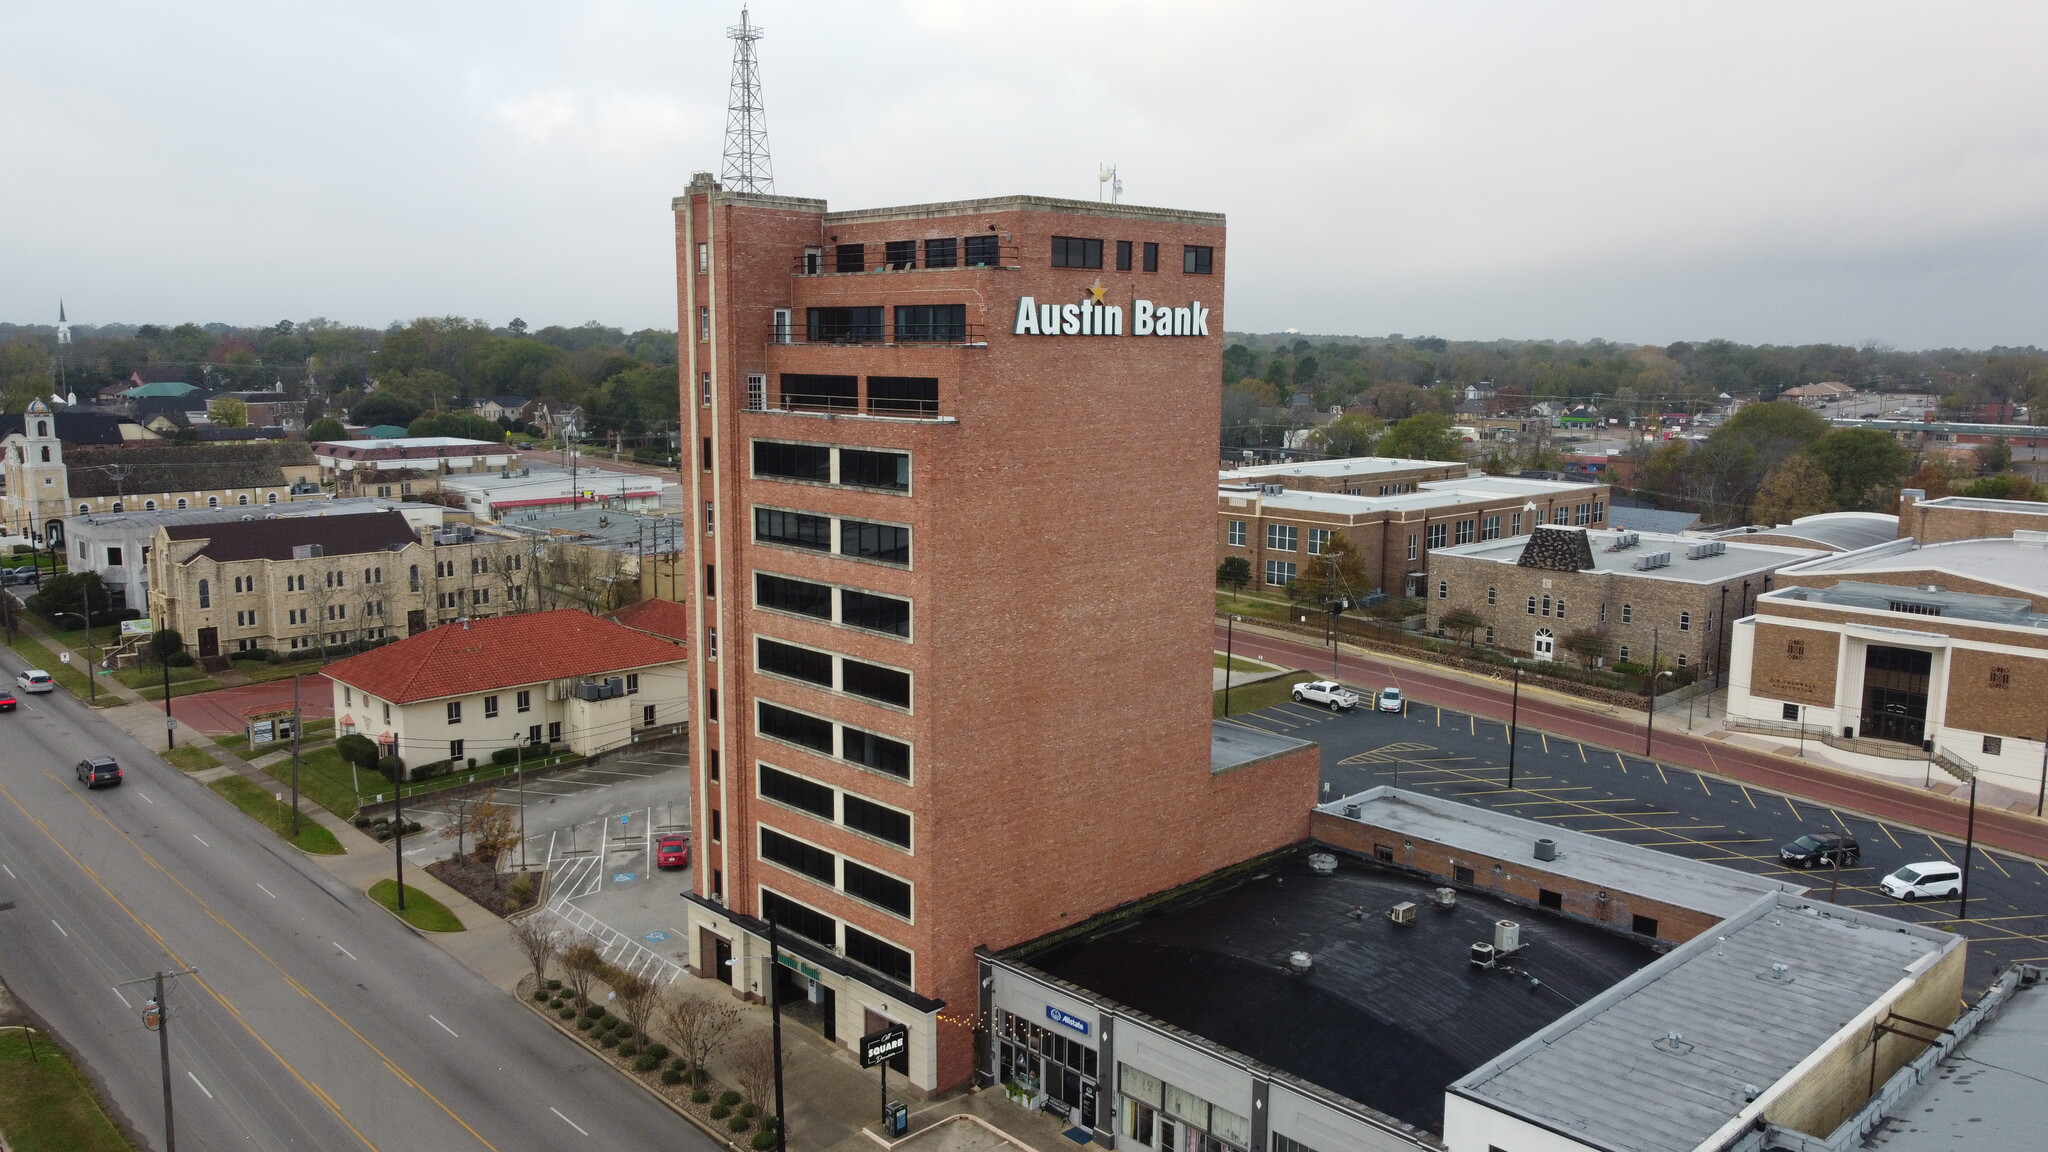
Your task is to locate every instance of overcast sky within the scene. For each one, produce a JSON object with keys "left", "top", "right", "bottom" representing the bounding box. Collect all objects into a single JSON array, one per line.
[{"left": 7, "top": 2, "right": 2048, "bottom": 349}]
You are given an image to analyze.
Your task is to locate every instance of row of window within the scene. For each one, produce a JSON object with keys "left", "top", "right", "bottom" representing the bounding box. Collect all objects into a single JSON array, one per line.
[
  {"left": 754, "top": 507, "right": 910, "bottom": 566},
  {"left": 803, "top": 305, "right": 969, "bottom": 344},
  {"left": 763, "top": 373, "right": 939, "bottom": 417},
  {"left": 806, "top": 235, "right": 1001, "bottom": 274},
  {"left": 751, "top": 440, "right": 909, "bottom": 493},
  {"left": 759, "top": 826, "right": 913, "bottom": 919},
  {"left": 757, "top": 637, "right": 911, "bottom": 709},
  {"left": 757, "top": 764, "right": 912, "bottom": 849},
  {"left": 1051, "top": 236, "right": 1214, "bottom": 275},
  {"left": 84, "top": 492, "right": 280, "bottom": 514},
  {"left": 1458, "top": 585, "right": 1701, "bottom": 633},
  {"left": 442, "top": 681, "right": 634, "bottom": 725},
  {"left": 756, "top": 572, "right": 911, "bottom": 638},
  {"left": 760, "top": 889, "right": 913, "bottom": 986},
  {"left": 758, "top": 701, "right": 911, "bottom": 781}
]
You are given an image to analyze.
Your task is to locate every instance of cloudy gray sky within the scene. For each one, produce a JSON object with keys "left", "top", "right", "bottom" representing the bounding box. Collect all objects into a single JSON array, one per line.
[{"left": 7, "top": 2, "right": 2047, "bottom": 348}]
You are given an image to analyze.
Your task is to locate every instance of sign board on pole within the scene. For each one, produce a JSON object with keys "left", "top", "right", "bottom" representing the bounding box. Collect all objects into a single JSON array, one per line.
[
  {"left": 120, "top": 618, "right": 154, "bottom": 638},
  {"left": 859, "top": 1023, "right": 908, "bottom": 1068},
  {"left": 59, "top": 652, "right": 70, "bottom": 664}
]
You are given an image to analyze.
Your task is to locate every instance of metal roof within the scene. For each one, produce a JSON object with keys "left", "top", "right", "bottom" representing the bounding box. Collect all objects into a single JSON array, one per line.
[
  {"left": 1718, "top": 512, "right": 1899, "bottom": 552},
  {"left": 1780, "top": 536, "right": 2048, "bottom": 597},
  {"left": 1452, "top": 893, "right": 1959, "bottom": 1152},
  {"left": 1211, "top": 719, "right": 1313, "bottom": 772}
]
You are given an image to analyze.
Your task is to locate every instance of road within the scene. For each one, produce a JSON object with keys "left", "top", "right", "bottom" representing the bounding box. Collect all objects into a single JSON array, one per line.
[
  {"left": 1226, "top": 689, "right": 2048, "bottom": 992},
  {"left": 0, "top": 670, "right": 718, "bottom": 1150},
  {"left": 1221, "top": 621, "right": 2048, "bottom": 858}
]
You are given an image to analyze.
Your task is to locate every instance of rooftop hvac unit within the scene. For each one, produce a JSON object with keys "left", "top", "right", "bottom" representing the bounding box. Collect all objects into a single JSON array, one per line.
[
  {"left": 1262, "top": 484, "right": 1285, "bottom": 496},
  {"left": 291, "top": 544, "right": 324, "bottom": 559},
  {"left": 1494, "top": 919, "right": 1522, "bottom": 953},
  {"left": 1287, "top": 951, "right": 1314, "bottom": 974},
  {"left": 1470, "top": 942, "right": 1498, "bottom": 970},
  {"left": 1685, "top": 540, "right": 1727, "bottom": 560},
  {"left": 1307, "top": 852, "right": 1338, "bottom": 875},
  {"left": 1606, "top": 531, "right": 1640, "bottom": 551},
  {"left": 1434, "top": 887, "right": 1457, "bottom": 908},
  {"left": 1633, "top": 551, "right": 1671, "bottom": 571},
  {"left": 2015, "top": 530, "right": 2048, "bottom": 544},
  {"left": 1389, "top": 902, "right": 1418, "bottom": 926}
]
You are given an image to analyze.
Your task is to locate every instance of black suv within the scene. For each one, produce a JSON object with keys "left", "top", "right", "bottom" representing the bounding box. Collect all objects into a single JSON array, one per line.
[
  {"left": 1780, "top": 832, "right": 1858, "bottom": 868},
  {"left": 76, "top": 756, "right": 122, "bottom": 789}
]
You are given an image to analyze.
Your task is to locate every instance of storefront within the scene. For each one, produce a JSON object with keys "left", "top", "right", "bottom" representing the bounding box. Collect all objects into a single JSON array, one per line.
[{"left": 994, "top": 1007, "right": 1100, "bottom": 1128}]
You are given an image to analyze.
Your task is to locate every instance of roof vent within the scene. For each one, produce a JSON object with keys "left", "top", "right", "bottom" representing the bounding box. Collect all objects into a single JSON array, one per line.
[
  {"left": 1286, "top": 951, "right": 1313, "bottom": 974},
  {"left": 1654, "top": 1031, "right": 1695, "bottom": 1055},
  {"left": 1762, "top": 962, "right": 1795, "bottom": 985},
  {"left": 1307, "top": 852, "right": 1338, "bottom": 875}
]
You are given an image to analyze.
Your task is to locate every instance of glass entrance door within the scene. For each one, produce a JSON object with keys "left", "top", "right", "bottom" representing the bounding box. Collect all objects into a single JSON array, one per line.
[{"left": 1860, "top": 645, "right": 1931, "bottom": 747}]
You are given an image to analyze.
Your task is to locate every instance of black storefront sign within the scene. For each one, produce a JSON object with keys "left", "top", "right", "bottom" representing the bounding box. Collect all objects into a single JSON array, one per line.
[{"left": 861, "top": 1024, "right": 909, "bottom": 1068}]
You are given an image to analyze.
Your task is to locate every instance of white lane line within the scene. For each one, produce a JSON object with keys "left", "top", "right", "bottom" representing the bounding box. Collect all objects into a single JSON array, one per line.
[
  {"left": 334, "top": 942, "right": 357, "bottom": 961},
  {"left": 256, "top": 883, "right": 277, "bottom": 899},
  {"left": 550, "top": 1107, "right": 588, "bottom": 1136},
  {"left": 193, "top": 834, "right": 210, "bottom": 847},
  {"left": 111, "top": 986, "right": 129, "bottom": 1008},
  {"left": 430, "top": 1014, "right": 459, "bottom": 1037},
  {"left": 2, "top": 864, "right": 14, "bottom": 879},
  {"left": 51, "top": 919, "right": 68, "bottom": 937},
  {"left": 187, "top": 1070, "right": 214, "bottom": 1099},
  {"left": 138, "top": 792, "right": 155, "bottom": 804}
]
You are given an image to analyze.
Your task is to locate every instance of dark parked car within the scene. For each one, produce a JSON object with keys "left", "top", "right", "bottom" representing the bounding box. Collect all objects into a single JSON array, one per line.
[
  {"left": 76, "top": 756, "right": 122, "bottom": 789},
  {"left": 0, "top": 690, "right": 14, "bottom": 712},
  {"left": 1780, "top": 832, "right": 1858, "bottom": 869}
]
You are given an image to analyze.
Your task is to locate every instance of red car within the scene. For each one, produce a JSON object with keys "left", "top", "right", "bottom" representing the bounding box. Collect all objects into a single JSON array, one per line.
[
  {"left": 0, "top": 690, "right": 15, "bottom": 712},
  {"left": 655, "top": 834, "right": 690, "bottom": 869}
]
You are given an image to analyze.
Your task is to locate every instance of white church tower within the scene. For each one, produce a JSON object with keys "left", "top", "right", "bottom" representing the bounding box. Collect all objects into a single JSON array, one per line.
[{"left": 3, "top": 398, "right": 73, "bottom": 546}]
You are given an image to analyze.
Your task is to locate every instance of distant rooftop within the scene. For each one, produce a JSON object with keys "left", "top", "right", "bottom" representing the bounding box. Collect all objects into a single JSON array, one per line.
[
  {"left": 1769, "top": 579, "right": 2048, "bottom": 630},
  {"left": 1453, "top": 892, "right": 1959, "bottom": 1152},
  {"left": 69, "top": 498, "right": 442, "bottom": 534},
  {"left": 1778, "top": 535, "right": 2048, "bottom": 598},
  {"left": 1861, "top": 972, "right": 2048, "bottom": 1150},
  {"left": 1914, "top": 494, "right": 2048, "bottom": 516},
  {"left": 1220, "top": 477, "right": 1594, "bottom": 519},
  {"left": 1432, "top": 527, "right": 1820, "bottom": 583},
  {"left": 1211, "top": 719, "right": 1313, "bottom": 773},
  {"left": 497, "top": 506, "right": 685, "bottom": 554},
  {"left": 1716, "top": 511, "right": 1899, "bottom": 551},
  {"left": 1220, "top": 457, "right": 1468, "bottom": 482},
  {"left": 318, "top": 436, "right": 503, "bottom": 451}
]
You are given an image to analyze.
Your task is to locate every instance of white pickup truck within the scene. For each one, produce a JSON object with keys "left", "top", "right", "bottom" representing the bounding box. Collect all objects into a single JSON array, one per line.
[{"left": 1291, "top": 680, "right": 1360, "bottom": 711}]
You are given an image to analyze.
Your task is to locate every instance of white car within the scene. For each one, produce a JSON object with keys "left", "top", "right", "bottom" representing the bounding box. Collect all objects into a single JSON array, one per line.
[
  {"left": 1291, "top": 680, "right": 1359, "bottom": 711},
  {"left": 1376, "top": 687, "right": 1405, "bottom": 713},
  {"left": 16, "top": 669, "right": 54, "bottom": 694},
  {"left": 1879, "top": 861, "right": 1963, "bottom": 901}
]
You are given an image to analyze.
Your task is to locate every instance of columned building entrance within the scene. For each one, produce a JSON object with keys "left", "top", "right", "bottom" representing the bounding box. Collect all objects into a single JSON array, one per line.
[{"left": 1859, "top": 645, "right": 1932, "bottom": 747}]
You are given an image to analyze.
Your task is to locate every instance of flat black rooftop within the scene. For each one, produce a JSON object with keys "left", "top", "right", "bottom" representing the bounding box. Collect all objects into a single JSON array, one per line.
[{"left": 1019, "top": 849, "right": 1659, "bottom": 1132}]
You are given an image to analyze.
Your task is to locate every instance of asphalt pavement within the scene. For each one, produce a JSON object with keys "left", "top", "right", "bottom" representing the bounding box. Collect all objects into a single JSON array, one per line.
[
  {"left": 1223, "top": 695, "right": 2048, "bottom": 992},
  {"left": 0, "top": 663, "right": 719, "bottom": 1151}
]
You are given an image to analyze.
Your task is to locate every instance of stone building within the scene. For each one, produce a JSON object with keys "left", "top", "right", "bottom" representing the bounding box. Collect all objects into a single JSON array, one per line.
[{"left": 1425, "top": 526, "right": 1821, "bottom": 675}]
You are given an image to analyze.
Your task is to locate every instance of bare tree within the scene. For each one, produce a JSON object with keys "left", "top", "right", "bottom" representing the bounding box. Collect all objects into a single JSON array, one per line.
[
  {"left": 509, "top": 915, "right": 564, "bottom": 989},
  {"left": 660, "top": 990, "right": 740, "bottom": 1082},
  {"left": 561, "top": 941, "right": 604, "bottom": 1005},
  {"left": 615, "top": 971, "right": 658, "bottom": 1041},
  {"left": 731, "top": 1032, "right": 778, "bottom": 1119},
  {"left": 438, "top": 788, "right": 520, "bottom": 866}
]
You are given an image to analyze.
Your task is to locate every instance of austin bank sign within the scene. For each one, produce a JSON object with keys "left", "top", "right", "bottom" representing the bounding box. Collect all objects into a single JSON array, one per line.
[{"left": 1013, "top": 292, "right": 1211, "bottom": 338}]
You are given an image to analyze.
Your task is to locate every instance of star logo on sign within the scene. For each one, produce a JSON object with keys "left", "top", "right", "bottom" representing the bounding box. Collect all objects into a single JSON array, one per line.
[{"left": 1087, "top": 279, "right": 1107, "bottom": 304}]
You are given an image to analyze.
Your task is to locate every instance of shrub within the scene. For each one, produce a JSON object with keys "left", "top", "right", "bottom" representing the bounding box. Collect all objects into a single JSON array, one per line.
[
  {"left": 576, "top": 1018, "right": 595, "bottom": 1031},
  {"left": 660, "top": 1068, "right": 684, "bottom": 1085},
  {"left": 166, "top": 651, "right": 196, "bottom": 667},
  {"left": 559, "top": 1007, "right": 576, "bottom": 1019},
  {"left": 546, "top": 979, "right": 562, "bottom": 990},
  {"left": 404, "top": 820, "right": 422, "bottom": 833},
  {"left": 264, "top": 652, "right": 287, "bottom": 664},
  {"left": 727, "top": 1115, "right": 750, "bottom": 1134},
  {"left": 718, "top": 1090, "right": 741, "bottom": 1107},
  {"left": 668, "top": 1057, "right": 687, "bottom": 1072},
  {"left": 353, "top": 816, "right": 372, "bottom": 828},
  {"left": 618, "top": 1042, "right": 639, "bottom": 1057},
  {"left": 491, "top": 747, "right": 521, "bottom": 765},
  {"left": 738, "top": 1103, "right": 757, "bottom": 1119},
  {"left": 550, "top": 998, "right": 565, "bottom": 1009},
  {"left": 634, "top": 1052, "right": 660, "bottom": 1072},
  {"left": 377, "top": 754, "right": 405, "bottom": 779},
  {"left": 751, "top": 1131, "right": 778, "bottom": 1150},
  {"left": 600, "top": 1034, "right": 620, "bottom": 1049},
  {"left": 691, "top": 1089, "right": 711, "bottom": 1104},
  {"left": 644, "top": 1043, "right": 669, "bottom": 1061},
  {"left": 709, "top": 1104, "right": 730, "bottom": 1121},
  {"left": 532, "top": 989, "right": 549, "bottom": 1001}
]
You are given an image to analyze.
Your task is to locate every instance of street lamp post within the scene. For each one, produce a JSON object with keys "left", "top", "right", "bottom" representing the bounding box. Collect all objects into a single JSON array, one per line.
[
  {"left": 517, "top": 735, "right": 529, "bottom": 871},
  {"left": 1642, "top": 629, "right": 1661, "bottom": 755},
  {"left": 1223, "top": 614, "right": 1241, "bottom": 717},
  {"left": 386, "top": 734, "right": 406, "bottom": 911},
  {"left": 1959, "top": 772, "right": 1979, "bottom": 921},
  {"left": 1506, "top": 661, "right": 1523, "bottom": 791},
  {"left": 767, "top": 919, "right": 788, "bottom": 1152}
]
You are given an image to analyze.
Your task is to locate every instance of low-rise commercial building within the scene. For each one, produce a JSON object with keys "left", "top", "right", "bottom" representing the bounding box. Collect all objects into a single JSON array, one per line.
[
  {"left": 1425, "top": 526, "right": 1821, "bottom": 674},
  {"left": 313, "top": 436, "right": 514, "bottom": 484},
  {"left": 1217, "top": 456, "right": 1469, "bottom": 495},
  {"left": 323, "top": 610, "right": 687, "bottom": 775},
  {"left": 437, "top": 464, "right": 674, "bottom": 520}
]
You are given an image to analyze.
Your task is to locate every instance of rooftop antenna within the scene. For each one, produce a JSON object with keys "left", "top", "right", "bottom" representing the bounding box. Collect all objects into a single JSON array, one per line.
[
  {"left": 1098, "top": 164, "right": 1122, "bottom": 204},
  {"left": 722, "top": 7, "right": 774, "bottom": 193}
]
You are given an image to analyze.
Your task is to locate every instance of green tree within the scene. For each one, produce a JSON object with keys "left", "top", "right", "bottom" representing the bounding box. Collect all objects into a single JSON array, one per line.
[
  {"left": 306, "top": 416, "right": 347, "bottom": 442},
  {"left": 0, "top": 338, "right": 53, "bottom": 413},
  {"left": 1805, "top": 427, "right": 1912, "bottom": 511},
  {"left": 1307, "top": 412, "right": 1383, "bottom": 458},
  {"left": 208, "top": 396, "right": 249, "bottom": 428},
  {"left": 1377, "top": 412, "right": 1466, "bottom": 461},
  {"left": 26, "top": 571, "right": 114, "bottom": 628},
  {"left": 1439, "top": 607, "right": 1483, "bottom": 647},
  {"left": 1975, "top": 437, "right": 2013, "bottom": 475},
  {"left": 1750, "top": 453, "right": 1836, "bottom": 525},
  {"left": 408, "top": 412, "right": 505, "bottom": 441},
  {"left": 1959, "top": 473, "right": 2047, "bottom": 501},
  {"left": 1216, "top": 556, "right": 1251, "bottom": 589},
  {"left": 351, "top": 393, "right": 423, "bottom": 429},
  {"left": 1562, "top": 629, "right": 1615, "bottom": 669}
]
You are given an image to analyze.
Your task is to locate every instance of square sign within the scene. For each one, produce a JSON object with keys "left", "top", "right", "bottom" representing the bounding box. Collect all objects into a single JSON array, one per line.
[{"left": 860, "top": 1023, "right": 908, "bottom": 1068}]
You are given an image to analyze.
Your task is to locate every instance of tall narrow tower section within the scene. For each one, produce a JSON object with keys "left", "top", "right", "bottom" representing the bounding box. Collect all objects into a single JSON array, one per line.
[{"left": 721, "top": 8, "right": 774, "bottom": 194}]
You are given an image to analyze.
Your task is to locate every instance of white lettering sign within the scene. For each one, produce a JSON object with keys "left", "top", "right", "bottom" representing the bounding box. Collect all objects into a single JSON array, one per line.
[{"left": 1014, "top": 296, "right": 1207, "bottom": 338}]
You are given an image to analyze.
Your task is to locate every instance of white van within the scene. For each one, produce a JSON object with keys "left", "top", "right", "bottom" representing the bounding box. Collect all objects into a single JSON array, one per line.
[{"left": 1879, "top": 861, "right": 1962, "bottom": 901}]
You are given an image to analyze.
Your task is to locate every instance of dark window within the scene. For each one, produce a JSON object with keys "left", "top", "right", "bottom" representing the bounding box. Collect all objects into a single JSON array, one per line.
[
  {"left": 779, "top": 373, "right": 858, "bottom": 412},
  {"left": 893, "top": 304, "right": 966, "bottom": 343},
  {"left": 806, "top": 307, "right": 883, "bottom": 343},
  {"left": 709, "top": 750, "right": 721, "bottom": 781},
  {"left": 755, "top": 508, "right": 832, "bottom": 551},
  {"left": 1782, "top": 703, "right": 1800, "bottom": 721},
  {"left": 1373, "top": 843, "right": 1394, "bottom": 863},
  {"left": 1183, "top": 245, "right": 1213, "bottom": 274},
  {"left": 964, "top": 234, "right": 999, "bottom": 267},
  {"left": 841, "top": 520, "right": 910, "bottom": 564},
  {"left": 1538, "top": 889, "right": 1563, "bottom": 911},
  {"left": 704, "top": 565, "right": 715, "bottom": 597},
  {"left": 841, "top": 590, "right": 910, "bottom": 636},
  {"left": 842, "top": 795, "right": 910, "bottom": 847},
  {"left": 711, "top": 809, "right": 721, "bottom": 841},
  {"left": 760, "top": 827, "right": 836, "bottom": 882},
  {"left": 758, "top": 702, "right": 834, "bottom": 753},
  {"left": 923, "top": 237, "right": 957, "bottom": 269},
  {"left": 1141, "top": 241, "right": 1158, "bottom": 272},
  {"left": 1050, "top": 236, "right": 1103, "bottom": 269},
  {"left": 761, "top": 890, "right": 837, "bottom": 948},
  {"left": 883, "top": 240, "right": 916, "bottom": 270},
  {"left": 1632, "top": 915, "right": 1659, "bottom": 937},
  {"left": 842, "top": 727, "right": 910, "bottom": 779},
  {"left": 842, "top": 659, "right": 910, "bottom": 708},
  {"left": 759, "top": 765, "right": 835, "bottom": 818},
  {"left": 834, "top": 243, "right": 864, "bottom": 273},
  {"left": 753, "top": 440, "right": 831, "bottom": 482},
  {"left": 843, "top": 926, "right": 911, "bottom": 984},
  {"left": 756, "top": 573, "right": 833, "bottom": 619},
  {"left": 758, "top": 638, "right": 833, "bottom": 687},
  {"left": 840, "top": 449, "right": 908, "bottom": 491},
  {"left": 1454, "top": 865, "right": 1475, "bottom": 884},
  {"left": 702, "top": 437, "right": 712, "bottom": 470},
  {"left": 705, "top": 691, "right": 717, "bottom": 722},
  {"left": 866, "top": 376, "right": 938, "bottom": 417},
  {"left": 842, "top": 861, "right": 912, "bottom": 917},
  {"left": 1116, "top": 240, "right": 1133, "bottom": 271}
]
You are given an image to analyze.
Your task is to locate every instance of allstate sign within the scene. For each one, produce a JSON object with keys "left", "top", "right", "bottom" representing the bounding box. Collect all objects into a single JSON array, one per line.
[{"left": 1046, "top": 1006, "right": 1090, "bottom": 1035}]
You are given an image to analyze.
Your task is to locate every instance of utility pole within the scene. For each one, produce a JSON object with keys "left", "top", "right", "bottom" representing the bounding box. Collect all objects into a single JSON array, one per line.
[
  {"left": 389, "top": 735, "right": 407, "bottom": 911},
  {"left": 121, "top": 967, "right": 199, "bottom": 1152},
  {"left": 290, "top": 674, "right": 302, "bottom": 835},
  {"left": 767, "top": 918, "right": 788, "bottom": 1152},
  {"left": 1643, "top": 628, "right": 1660, "bottom": 755},
  {"left": 81, "top": 578, "right": 97, "bottom": 704},
  {"left": 1507, "top": 662, "right": 1523, "bottom": 790},
  {"left": 1223, "top": 614, "right": 1241, "bottom": 717}
]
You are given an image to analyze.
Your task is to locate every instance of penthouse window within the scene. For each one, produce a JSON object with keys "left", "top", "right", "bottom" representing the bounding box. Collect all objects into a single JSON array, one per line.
[
  {"left": 759, "top": 764, "right": 836, "bottom": 819},
  {"left": 868, "top": 376, "right": 939, "bottom": 417},
  {"left": 1142, "top": 241, "right": 1159, "bottom": 272},
  {"left": 923, "top": 237, "right": 957, "bottom": 268},
  {"left": 894, "top": 304, "right": 966, "bottom": 343},
  {"left": 884, "top": 240, "right": 917, "bottom": 270},
  {"left": 842, "top": 726, "right": 910, "bottom": 779},
  {"left": 834, "top": 243, "right": 865, "bottom": 273},
  {"left": 758, "top": 638, "right": 834, "bottom": 688},
  {"left": 1116, "top": 240, "right": 1133, "bottom": 271},
  {"left": 843, "top": 926, "right": 912, "bottom": 984},
  {"left": 760, "top": 827, "right": 836, "bottom": 883},
  {"left": 840, "top": 448, "right": 909, "bottom": 492},
  {"left": 1183, "top": 245, "right": 1214, "bottom": 274},
  {"left": 761, "top": 890, "right": 837, "bottom": 949},
  {"left": 841, "top": 519, "right": 910, "bottom": 564},
  {"left": 843, "top": 794, "right": 911, "bottom": 848},
  {"left": 753, "top": 440, "right": 831, "bottom": 483},
  {"left": 841, "top": 589, "right": 911, "bottom": 637},
  {"left": 756, "top": 573, "right": 833, "bottom": 620},
  {"left": 755, "top": 508, "right": 832, "bottom": 552},
  {"left": 1051, "top": 236, "right": 1103, "bottom": 269},
  {"left": 759, "top": 701, "right": 835, "bottom": 754},
  {"left": 807, "top": 307, "right": 883, "bottom": 343},
  {"left": 843, "top": 860, "right": 912, "bottom": 918},
  {"left": 779, "top": 373, "right": 858, "bottom": 412},
  {"left": 964, "top": 235, "right": 1000, "bottom": 267}
]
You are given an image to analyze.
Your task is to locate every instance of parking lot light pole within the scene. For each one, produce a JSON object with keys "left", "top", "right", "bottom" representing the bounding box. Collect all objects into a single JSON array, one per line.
[
  {"left": 386, "top": 735, "right": 406, "bottom": 911},
  {"left": 1506, "top": 662, "right": 1523, "bottom": 791},
  {"left": 1960, "top": 774, "right": 1979, "bottom": 921},
  {"left": 1223, "top": 615, "right": 1241, "bottom": 716}
]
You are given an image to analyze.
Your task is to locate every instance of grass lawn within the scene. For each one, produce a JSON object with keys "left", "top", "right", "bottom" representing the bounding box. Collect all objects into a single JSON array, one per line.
[
  {"left": 133, "top": 677, "right": 222, "bottom": 702},
  {"left": 264, "top": 746, "right": 364, "bottom": 818},
  {"left": 207, "top": 776, "right": 344, "bottom": 855},
  {"left": 368, "top": 880, "right": 464, "bottom": 932},
  {"left": 1213, "top": 671, "right": 1318, "bottom": 718},
  {"left": 162, "top": 746, "right": 220, "bottom": 773},
  {"left": 1212, "top": 652, "right": 1271, "bottom": 672},
  {"left": 0, "top": 1028, "right": 137, "bottom": 1152},
  {"left": 5, "top": 635, "right": 94, "bottom": 699},
  {"left": 233, "top": 659, "right": 337, "bottom": 685},
  {"left": 1215, "top": 589, "right": 1303, "bottom": 625},
  {"left": 112, "top": 663, "right": 210, "bottom": 691}
]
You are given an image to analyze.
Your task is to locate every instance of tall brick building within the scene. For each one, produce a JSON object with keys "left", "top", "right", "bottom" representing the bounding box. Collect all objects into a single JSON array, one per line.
[{"left": 673, "top": 176, "right": 1317, "bottom": 1094}]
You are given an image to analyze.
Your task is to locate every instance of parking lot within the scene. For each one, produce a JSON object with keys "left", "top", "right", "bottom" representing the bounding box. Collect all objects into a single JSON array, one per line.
[{"left": 1224, "top": 696, "right": 2048, "bottom": 991}]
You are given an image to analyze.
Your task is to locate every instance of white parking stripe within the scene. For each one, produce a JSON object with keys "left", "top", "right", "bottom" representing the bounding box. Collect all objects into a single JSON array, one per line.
[
  {"left": 187, "top": 1071, "right": 214, "bottom": 1099},
  {"left": 51, "top": 919, "right": 68, "bottom": 937},
  {"left": 430, "top": 1014, "right": 459, "bottom": 1037}
]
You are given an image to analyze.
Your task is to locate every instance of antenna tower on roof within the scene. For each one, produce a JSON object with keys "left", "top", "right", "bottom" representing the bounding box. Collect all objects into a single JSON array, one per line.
[{"left": 722, "top": 7, "right": 774, "bottom": 193}]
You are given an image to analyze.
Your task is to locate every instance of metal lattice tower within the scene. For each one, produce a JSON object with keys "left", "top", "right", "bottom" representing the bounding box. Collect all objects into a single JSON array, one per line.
[{"left": 721, "top": 7, "right": 774, "bottom": 193}]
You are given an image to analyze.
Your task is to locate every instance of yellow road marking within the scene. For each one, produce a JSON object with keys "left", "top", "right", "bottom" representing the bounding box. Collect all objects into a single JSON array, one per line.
[
  {"left": 1578, "top": 743, "right": 1588, "bottom": 762},
  {"left": 1865, "top": 816, "right": 1901, "bottom": 849},
  {"left": 1497, "top": 796, "right": 1647, "bottom": 808},
  {"left": 1927, "top": 835, "right": 1955, "bottom": 862},
  {"left": 1977, "top": 850, "right": 2013, "bottom": 879},
  {"left": 1614, "top": 752, "right": 1627, "bottom": 772},
  {"left": 1534, "top": 810, "right": 1681, "bottom": 820},
  {"left": 1695, "top": 772, "right": 1711, "bottom": 797},
  {"left": 1738, "top": 784, "right": 1756, "bottom": 809},
  {"left": 1435, "top": 706, "right": 1442, "bottom": 726},
  {"left": 1786, "top": 797, "right": 1805, "bottom": 824},
  {"left": 1539, "top": 733, "right": 1549, "bottom": 755},
  {"left": 1655, "top": 762, "right": 1669, "bottom": 785},
  {"left": 1469, "top": 714, "right": 1475, "bottom": 737}
]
